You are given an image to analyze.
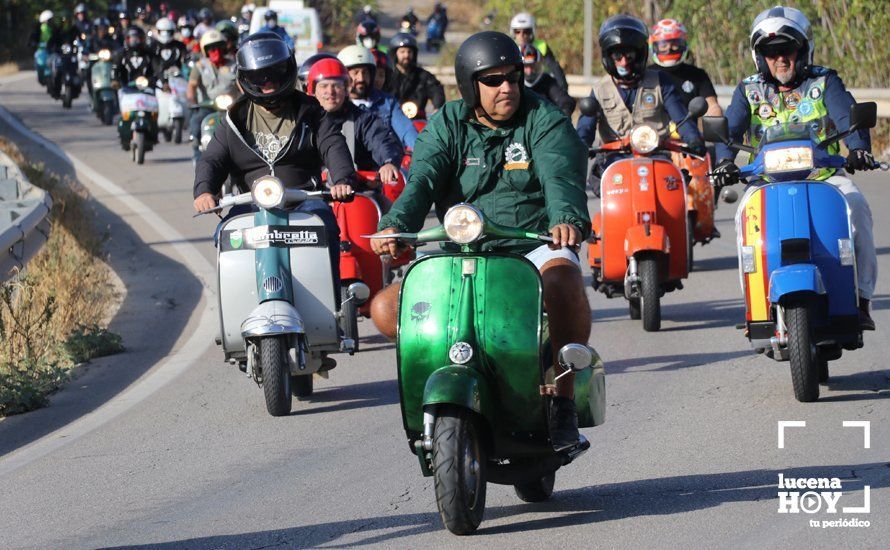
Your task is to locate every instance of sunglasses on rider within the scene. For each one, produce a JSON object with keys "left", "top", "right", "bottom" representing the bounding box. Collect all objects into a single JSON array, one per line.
[
  {"left": 513, "top": 28, "right": 532, "bottom": 35},
  {"left": 609, "top": 49, "right": 637, "bottom": 62},
  {"left": 760, "top": 43, "right": 798, "bottom": 59},
  {"left": 476, "top": 70, "right": 522, "bottom": 88}
]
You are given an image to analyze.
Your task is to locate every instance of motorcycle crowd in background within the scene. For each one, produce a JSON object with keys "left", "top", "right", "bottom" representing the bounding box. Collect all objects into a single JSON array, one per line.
[{"left": 26, "top": 2, "right": 888, "bottom": 537}]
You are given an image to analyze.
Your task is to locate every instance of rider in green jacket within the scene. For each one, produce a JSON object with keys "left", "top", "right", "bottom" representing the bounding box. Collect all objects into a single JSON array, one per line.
[{"left": 370, "top": 32, "right": 591, "bottom": 449}]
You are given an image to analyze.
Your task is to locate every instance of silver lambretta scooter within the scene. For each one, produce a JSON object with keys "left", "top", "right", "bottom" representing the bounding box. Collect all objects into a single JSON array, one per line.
[{"left": 198, "top": 175, "right": 369, "bottom": 416}]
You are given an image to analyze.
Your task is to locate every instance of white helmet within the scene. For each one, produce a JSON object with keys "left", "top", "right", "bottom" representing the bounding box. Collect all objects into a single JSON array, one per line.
[
  {"left": 338, "top": 45, "right": 375, "bottom": 69},
  {"left": 155, "top": 17, "right": 176, "bottom": 44},
  {"left": 241, "top": 3, "right": 255, "bottom": 16},
  {"left": 39, "top": 10, "right": 54, "bottom": 23},
  {"left": 510, "top": 12, "right": 536, "bottom": 33},
  {"left": 750, "top": 6, "right": 813, "bottom": 82}
]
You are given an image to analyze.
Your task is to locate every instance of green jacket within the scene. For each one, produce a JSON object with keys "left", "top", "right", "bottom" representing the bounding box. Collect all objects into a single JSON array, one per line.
[{"left": 378, "top": 91, "right": 590, "bottom": 253}]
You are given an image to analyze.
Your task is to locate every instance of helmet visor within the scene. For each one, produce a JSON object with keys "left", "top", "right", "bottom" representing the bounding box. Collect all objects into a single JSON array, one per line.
[
  {"left": 758, "top": 41, "right": 799, "bottom": 58},
  {"left": 652, "top": 39, "right": 686, "bottom": 63},
  {"left": 241, "top": 62, "right": 291, "bottom": 92}
]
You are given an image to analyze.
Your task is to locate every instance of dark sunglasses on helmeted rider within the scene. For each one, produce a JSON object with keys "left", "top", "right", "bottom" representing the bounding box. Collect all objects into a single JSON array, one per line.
[
  {"left": 759, "top": 42, "right": 798, "bottom": 58},
  {"left": 609, "top": 49, "right": 637, "bottom": 62},
  {"left": 477, "top": 70, "right": 522, "bottom": 88}
]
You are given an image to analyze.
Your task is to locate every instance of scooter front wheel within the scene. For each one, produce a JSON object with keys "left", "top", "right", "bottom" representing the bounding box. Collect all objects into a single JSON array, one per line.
[
  {"left": 133, "top": 133, "right": 146, "bottom": 165},
  {"left": 786, "top": 300, "right": 820, "bottom": 402},
  {"left": 433, "top": 406, "right": 486, "bottom": 535},
  {"left": 514, "top": 472, "right": 555, "bottom": 503},
  {"left": 62, "top": 85, "right": 72, "bottom": 109},
  {"left": 258, "top": 335, "right": 292, "bottom": 416},
  {"left": 639, "top": 254, "right": 661, "bottom": 332}
]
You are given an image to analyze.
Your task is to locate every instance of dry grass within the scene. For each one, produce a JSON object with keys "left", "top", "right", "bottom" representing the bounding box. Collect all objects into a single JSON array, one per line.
[
  {"left": 0, "top": 138, "right": 122, "bottom": 416},
  {"left": 0, "top": 62, "right": 21, "bottom": 77}
]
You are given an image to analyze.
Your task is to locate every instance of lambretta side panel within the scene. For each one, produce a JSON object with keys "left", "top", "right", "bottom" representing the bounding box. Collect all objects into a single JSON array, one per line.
[
  {"left": 737, "top": 181, "right": 856, "bottom": 323},
  {"left": 397, "top": 254, "right": 545, "bottom": 437},
  {"left": 217, "top": 210, "right": 338, "bottom": 354}
]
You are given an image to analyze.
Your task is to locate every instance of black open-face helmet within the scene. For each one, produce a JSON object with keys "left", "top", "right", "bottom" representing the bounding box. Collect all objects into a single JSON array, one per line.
[
  {"left": 454, "top": 31, "right": 522, "bottom": 108},
  {"left": 237, "top": 32, "right": 297, "bottom": 108},
  {"left": 598, "top": 14, "right": 648, "bottom": 83}
]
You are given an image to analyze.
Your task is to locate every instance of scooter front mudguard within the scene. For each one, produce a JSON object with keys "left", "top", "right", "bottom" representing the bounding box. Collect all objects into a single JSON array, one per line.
[
  {"left": 625, "top": 223, "right": 668, "bottom": 257},
  {"left": 99, "top": 88, "right": 116, "bottom": 102},
  {"left": 422, "top": 365, "right": 494, "bottom": 424},
  {"left": 769, "top": 264, "right": 826, "bottom": 303},
  {"left": 241, "top": 299, "right": 305, "bottom": 338}
]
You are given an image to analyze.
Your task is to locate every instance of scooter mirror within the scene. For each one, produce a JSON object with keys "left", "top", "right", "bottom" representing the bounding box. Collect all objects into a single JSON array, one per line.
[
  {"left": 557, "top": 343, "right": 593, "bottom": 372},
  {"left": 687, "top": 96, "right": 708, "bottom": 119},
  {"left": 849, "top": 102, "right": 877, "bottom": 131},
  {"left": 721, "top": 187, "right": 738, "bottom": 204},
  {"left": 701, "top": 116, "right": 729, "bottom": 144},
  {"left": 347, "top": 281, "right": 371, "bottom": 305},
  {"left": 578, "top": 96, "right": 601, "bottom": 118}
]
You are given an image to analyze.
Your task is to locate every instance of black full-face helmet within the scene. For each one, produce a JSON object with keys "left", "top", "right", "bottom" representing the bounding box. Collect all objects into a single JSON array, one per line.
[
  {"left": 236, "top": 32, "right": 297, "bottom": 108},
  {"left": 598, "top": 14, "right": 649, "bottom": 83},
  {"left": 298, "top": 52, "right": 338, "bottom": 91},
  {"left": 125, "top": 26, "right": 147, "bottom": 49},
  {"left": 454, "top": 31, "right": 523, "bottom": 108}
]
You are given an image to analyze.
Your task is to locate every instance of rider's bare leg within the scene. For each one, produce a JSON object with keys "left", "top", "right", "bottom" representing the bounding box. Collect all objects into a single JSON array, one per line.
[{"left": 370, "top": 282, "right": 401, "bottom": 340}]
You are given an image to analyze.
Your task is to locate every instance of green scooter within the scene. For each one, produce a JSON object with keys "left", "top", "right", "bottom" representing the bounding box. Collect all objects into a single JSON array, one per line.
[
  {"left": 369, "top": 204, "right": 606, "bottom": 535},
  {"left": 88, "top": 48, "right": 117, "bottom": 125}
]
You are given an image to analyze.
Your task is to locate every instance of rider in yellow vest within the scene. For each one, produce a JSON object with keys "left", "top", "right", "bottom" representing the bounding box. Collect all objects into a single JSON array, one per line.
[
  {"left": 510, "top": 12, "right": 568, "bottom": 91},
  {"left": 712, "top": 6, "right": 879, "bottom": 330}
]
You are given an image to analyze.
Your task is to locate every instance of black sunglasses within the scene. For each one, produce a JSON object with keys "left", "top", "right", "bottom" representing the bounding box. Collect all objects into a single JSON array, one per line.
[
  {"left": 477, "top": 70, "right": 522, "bottom": 88},
  {"left": 760, "top": 43, "right": 798, "bottom": 58},
  {"left": 609, "top": 49, "right": 637, "bottom": 62}
]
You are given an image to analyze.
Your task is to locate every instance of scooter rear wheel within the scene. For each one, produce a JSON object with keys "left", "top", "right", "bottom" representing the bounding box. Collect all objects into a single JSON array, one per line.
[
  {"left": 628, "top": 298, "right": 641, "bottom": 320},
  {"left": 290, "top": 374, "right": 313, "bottom": 399},
  {"left": 433, "top": 406, "right": 486, "bottom": 535},
  {"left": 514, "top": 472, "right": 555, "bottom": 502},
  {"left": 62, "top": 86, "right": 72, "bottom": 109},
  {"left": 787, "top": 300, "right": 820, "bottom": 401},
  {"left": 258, "top": 335, "right": 292, "bottom": 416},
  {"left": 102, "top": 102, "right": 115, "bottom": 126},
  {"left": 173, "top": 118, "right": 184, "bottom": 144},
  {"left": 686, "top": 212, "right": 695, "bottom": 273}
]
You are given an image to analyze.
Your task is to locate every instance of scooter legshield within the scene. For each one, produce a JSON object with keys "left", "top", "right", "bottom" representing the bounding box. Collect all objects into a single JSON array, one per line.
[
  {"left": 398, "top": 254, "right": 546, "bottom": 439},
  {"left": 737, "top": 182, "right": 857, "bottom": 322}
]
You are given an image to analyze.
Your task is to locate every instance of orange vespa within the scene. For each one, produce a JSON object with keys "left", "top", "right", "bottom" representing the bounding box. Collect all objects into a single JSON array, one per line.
[{"left": 586, "top": 97, "right": 708, "bottom": 331}]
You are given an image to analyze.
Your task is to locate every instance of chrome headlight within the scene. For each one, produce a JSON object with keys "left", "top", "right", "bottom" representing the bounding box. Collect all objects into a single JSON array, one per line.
[
  {"left": 630, "top": 124, "right": 659, "bottom": 154},
  {"left": 98, "top": 49, "right": 111, "bottom": 61},
  {"left": 443, "top": 204, "right": 484, "bottom": 244},
  {"left": 135, "top": 76, "right": 149, "bottom": 89},
  {"left": 252, "top": 176, "right": 285, "bottom": 209},
  {"left": 61, "top": 44, "right": 72, "bottom": 55},
  {"left": 214, "top": 94, "right": 233, "bottom": 110},
  {"left": 763, "top": 146, "right": 814, "bottom": 174}
]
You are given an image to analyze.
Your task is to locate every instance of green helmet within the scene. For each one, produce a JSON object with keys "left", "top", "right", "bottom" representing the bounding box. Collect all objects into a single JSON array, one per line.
[{"left": 216, "top": 19, "right": 239, "bottom": 44}]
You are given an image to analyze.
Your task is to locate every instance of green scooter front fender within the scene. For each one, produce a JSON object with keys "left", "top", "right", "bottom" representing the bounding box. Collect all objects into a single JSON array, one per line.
[{"left": 422, "top": 365, "right": 494, "bottom": 423}]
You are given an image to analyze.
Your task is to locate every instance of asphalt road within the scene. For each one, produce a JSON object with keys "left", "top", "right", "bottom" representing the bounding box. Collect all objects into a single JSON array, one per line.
[{"left": 0, "top": 71, "right": 888, "bottom": 549}]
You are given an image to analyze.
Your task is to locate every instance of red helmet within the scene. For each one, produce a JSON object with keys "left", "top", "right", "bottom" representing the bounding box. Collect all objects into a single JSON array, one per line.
[
  {"left": 306, "top": 57, "right": 349, "bottom": 96},
  {"left": 649, "top": 18, "right": 688, "bottom": 68}
]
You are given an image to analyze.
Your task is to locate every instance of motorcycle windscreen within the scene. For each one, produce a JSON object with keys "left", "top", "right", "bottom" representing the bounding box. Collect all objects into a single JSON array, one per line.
[
  {"left": 398, "top": 254, "right": 546, "bottom": 437},
  {"left": 217, "top": 211, "right": 339, "bottom": 354}
]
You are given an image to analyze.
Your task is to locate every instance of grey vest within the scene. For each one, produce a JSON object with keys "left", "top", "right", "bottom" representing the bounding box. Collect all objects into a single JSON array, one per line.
[
  {"left": 591, "top": 69, "right": 670, "bottom": 143},
  {"left": 196, "top": 58, "right": 237, "bottom": 103}
]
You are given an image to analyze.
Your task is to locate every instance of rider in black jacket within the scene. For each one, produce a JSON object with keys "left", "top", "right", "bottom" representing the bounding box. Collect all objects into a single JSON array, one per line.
[
  {"left": 194, "top": 34, "right": 356, "bottom": 277},
  {"left": 153, "top": 17, "right": 187, "bottom": 73},
  {"left": 385, "top": 33, "right": 445, "bottom": 114},
  {"left": 112, "top": 27, "right": 161, "bottom": 86}
]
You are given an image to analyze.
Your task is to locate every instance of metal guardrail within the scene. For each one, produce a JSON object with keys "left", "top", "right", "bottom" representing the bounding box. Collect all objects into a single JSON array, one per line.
[
  {"left": 0, "top": 151, "right": 52, "bottom": 282},
  {"left": 426, "top": 67, "right": 890, "bottom": 116}
]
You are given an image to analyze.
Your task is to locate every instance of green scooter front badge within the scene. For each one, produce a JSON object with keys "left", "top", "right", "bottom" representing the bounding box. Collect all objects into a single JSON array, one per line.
[{"left": 229, "top": 229, "right": 243, "bottom": 249}]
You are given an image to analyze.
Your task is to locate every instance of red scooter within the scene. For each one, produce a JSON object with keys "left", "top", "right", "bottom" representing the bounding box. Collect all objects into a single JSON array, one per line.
[
  {"left": 332, "top": 170, "right": 413, "bottom": 350},
  {"left": 585, "top": 97, "right": 707, "bottom": 331}
]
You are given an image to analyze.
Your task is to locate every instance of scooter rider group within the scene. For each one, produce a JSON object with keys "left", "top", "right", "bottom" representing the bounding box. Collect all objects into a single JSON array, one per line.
[{"left": 710, "top": 6, "right": 879, "bottom": 330}]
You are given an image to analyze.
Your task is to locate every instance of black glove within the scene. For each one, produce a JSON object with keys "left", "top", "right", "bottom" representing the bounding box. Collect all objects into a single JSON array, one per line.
[
  {"left": 687, "top": 138, "right": 707, "bottom": 157},
  {"left": 846, "top": 149, "right": 875, "bottom": 174},
  {"left": 712, "top": 159, "right": 740, "bottom": 189}
]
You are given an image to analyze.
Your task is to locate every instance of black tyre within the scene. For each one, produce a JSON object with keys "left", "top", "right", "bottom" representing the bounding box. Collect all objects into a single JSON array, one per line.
[
  {"left": 291, "top": 374, "right": 313, "bottom": 399},
  {"left": 62, "top": 86, "right": 72, "bottom": 109},
  {"left": 786, "top": 300, "right": 820, "bottom": 402},
  {"left": 259, "top": 335, "right": 292, "bottom": 416},
  {"left": 433, "top": 406, "right": 486, "bottom": 535},
  {"left": 162, "top": 128, "right": 172, "bottom": 142},
  {"left": 686, "top": 212, "right": 695, "bottom": 273},
  {"left": 102, "top": 102, "right": 115, "bottom": 126},
  {"left": 818, "top": 357, "right": 829, "bottom": 384},
  {"left": 639, "top": 255, "right": 661, "bottom": 332},
  {"left": 134, "top": 132, "right": 145, "bottom": 165},
  {"left": 628, "top": 297, "right": 641, "bottom": 320},
  {"left": 514, "top": 472, "right": 555, "bottom": 503},
  {"left": 173, "top": 118, "right": 184, "bottom": 144}
]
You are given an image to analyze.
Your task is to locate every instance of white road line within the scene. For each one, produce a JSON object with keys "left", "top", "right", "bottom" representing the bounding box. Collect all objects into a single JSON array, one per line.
[{"left": 0, "top": 88, "right": 217, "bottom": 477}]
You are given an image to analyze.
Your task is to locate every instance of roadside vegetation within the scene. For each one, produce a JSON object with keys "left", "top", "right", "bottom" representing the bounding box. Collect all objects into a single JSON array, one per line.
[{"left": 0, "top": 138, "right": 122, "bottom": 417}]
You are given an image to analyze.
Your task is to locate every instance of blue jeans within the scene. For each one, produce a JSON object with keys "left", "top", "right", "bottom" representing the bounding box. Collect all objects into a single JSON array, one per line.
[
  {"left": 215, "top": 200, "right": 342, "bottom": 306},
  {"left": 190, "top": 106, "right": 213, "bottom": 160}
]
